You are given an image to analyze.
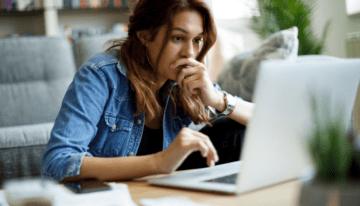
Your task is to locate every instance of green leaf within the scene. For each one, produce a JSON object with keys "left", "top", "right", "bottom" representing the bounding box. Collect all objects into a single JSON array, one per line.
[
  {"left": 251, "top": 0, "right": 331, "bottom": 55},
  {"left": 307, "top": 94, "right": 353, "bottom": 182}
]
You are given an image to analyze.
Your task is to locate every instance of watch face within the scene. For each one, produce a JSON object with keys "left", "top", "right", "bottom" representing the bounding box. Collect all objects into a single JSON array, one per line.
[{"left": 207, "top": 93, "right": 236, "bottom": 118}]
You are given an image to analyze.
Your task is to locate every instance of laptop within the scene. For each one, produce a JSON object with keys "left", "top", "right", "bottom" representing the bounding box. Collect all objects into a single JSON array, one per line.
[{"left": 148, "top": 58, "right": 360, "bottom": 194}]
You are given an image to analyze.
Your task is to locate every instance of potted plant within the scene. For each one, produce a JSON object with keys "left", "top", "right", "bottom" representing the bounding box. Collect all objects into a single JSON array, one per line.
[
  {"left": 298, "top": 95, "right": 360, "bottom": 205},
  {"left": 250, "top": 0, "right": 331, "bottom": 55}
]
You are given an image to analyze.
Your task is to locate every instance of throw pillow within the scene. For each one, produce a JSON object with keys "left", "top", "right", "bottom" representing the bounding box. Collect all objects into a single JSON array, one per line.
[{"left": 217, "top": 26, "right": 299, "bottom": 102}]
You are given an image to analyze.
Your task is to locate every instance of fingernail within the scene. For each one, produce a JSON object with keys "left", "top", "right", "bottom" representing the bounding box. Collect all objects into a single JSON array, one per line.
[{"left": 210, "top": 160, "right": 215, "bottom": 167}]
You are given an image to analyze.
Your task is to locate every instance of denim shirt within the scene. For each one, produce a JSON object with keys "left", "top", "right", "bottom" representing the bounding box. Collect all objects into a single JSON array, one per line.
[{"left": 41, "top": 49, "right": 223, "bottom": 181}]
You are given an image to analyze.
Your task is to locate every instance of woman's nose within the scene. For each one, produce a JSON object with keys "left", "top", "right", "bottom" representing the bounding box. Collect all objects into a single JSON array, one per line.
[{"left": 180, "top": 41, "right": 195, "bottom": 58}]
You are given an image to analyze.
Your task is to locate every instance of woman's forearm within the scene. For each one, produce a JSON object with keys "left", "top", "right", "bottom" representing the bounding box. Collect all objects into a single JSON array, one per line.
[
  {"left": 62, "top": 154, "right": 161, "bottom": 182},
  {"left": 228, "top": 99, "right": 255, "bottom": 126},
  {"left": 210, "top": 89, "right": 254, "bottom": 127}
]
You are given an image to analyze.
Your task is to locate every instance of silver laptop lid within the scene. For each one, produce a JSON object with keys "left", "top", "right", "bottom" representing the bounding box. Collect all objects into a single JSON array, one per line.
[{"left": 236, "top": 59, "right": 360, "bottom": 194}]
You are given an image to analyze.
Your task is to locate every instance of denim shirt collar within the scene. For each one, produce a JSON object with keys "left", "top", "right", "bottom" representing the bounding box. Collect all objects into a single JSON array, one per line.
[{"left": 116, "top": 56, "right": 127, "bottom": 77}]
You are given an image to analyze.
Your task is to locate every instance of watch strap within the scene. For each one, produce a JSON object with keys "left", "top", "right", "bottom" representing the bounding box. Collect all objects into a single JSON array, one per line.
[
  {"left": 206, "top": 92, "right": 237, "bottom": 119},
  {"left": 216, "top": 92, "right": 236, "bottom": 116}
]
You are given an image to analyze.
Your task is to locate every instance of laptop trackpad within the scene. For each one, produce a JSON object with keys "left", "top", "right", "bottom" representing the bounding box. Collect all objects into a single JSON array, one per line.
[
  {"left": 148, "top": 161, "right": 241, "bottom": 193},
  {"left": 149, "top": 160, "right": 241, "bottom": 184},
  {"left": 204, "top": 173, "right": 238, "bottom": 184}
]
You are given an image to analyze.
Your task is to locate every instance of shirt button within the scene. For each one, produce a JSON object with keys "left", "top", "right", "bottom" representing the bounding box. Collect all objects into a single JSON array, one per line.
[
  {"left": 182, "top": 124, "right": 186, "bottom": 128},
  {"left": 112, "top": 124, "right": 116, "bottom": 130},
  {"left": 128, "top": 152, "right": 134, "bottom": 156},
  {"left": 137, "top": 119, "right": 142, "bottom": 125}
]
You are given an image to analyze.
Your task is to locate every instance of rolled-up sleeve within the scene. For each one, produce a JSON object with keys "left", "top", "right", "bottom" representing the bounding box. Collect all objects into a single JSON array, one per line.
[
  {"left": 41, "top": 66, "right": 109, "bottom": 181},
  {"left": 214, "top": 83, "right": 243, "bottom": 100}
]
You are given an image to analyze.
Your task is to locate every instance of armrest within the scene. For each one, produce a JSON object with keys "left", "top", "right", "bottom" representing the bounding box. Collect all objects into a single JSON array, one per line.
[
  {"left": 0, "top": 122, "right": 54, "bottom": 149},
  {"left": 0, "top": 122, "right": 54, "bottom": 185}
]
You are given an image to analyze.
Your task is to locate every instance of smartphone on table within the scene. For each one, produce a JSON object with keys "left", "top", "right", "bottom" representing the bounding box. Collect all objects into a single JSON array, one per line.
[{"left": 63, "top": 178, "right": 111, "bottom": 194}]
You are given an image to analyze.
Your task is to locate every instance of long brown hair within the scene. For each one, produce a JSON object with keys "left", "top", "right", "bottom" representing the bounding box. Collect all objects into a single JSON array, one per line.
[{"left": 108, "top": 0, "right": 217, "bottom": 124}]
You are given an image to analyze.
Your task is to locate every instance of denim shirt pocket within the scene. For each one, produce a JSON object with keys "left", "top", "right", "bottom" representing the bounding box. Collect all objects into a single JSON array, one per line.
[
  {"left": 92, "top": 113, "right": 133, "bottom": 157},
  {"left": 105, "top": 114, "right": 133, "bottom": 132}
]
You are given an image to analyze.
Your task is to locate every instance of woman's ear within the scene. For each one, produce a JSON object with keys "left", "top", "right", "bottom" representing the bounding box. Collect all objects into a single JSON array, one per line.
[{"left": 136, "top": 30, "right": 149, "bottom": 46}]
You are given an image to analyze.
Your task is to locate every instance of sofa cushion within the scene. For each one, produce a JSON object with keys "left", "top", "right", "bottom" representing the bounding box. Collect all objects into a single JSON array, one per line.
[
  {"left": 0, "top": 122, "right": 53, "bottom": 186},
  {"left": 0, "top": 37, "right": 76, "bottom": 127},
  {"left": 73, "top": 33, "right": 128, "bottom": 69},
  {"left": 217, "top": 26, "right": 299, "bottom": 102}
]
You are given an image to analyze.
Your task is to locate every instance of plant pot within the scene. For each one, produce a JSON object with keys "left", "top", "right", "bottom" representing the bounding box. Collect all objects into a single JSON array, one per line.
[{"left": 298, "top": 179, "right": 360, "bottom": 206}]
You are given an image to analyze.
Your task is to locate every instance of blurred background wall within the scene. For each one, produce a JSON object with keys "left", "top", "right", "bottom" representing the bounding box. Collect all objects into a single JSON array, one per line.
[{"left": 0, "top": 0, "right": 360, "bottom": 58}]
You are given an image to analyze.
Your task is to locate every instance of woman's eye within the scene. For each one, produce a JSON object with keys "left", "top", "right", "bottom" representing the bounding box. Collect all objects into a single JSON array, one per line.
[
  {"left": 194, "top": 38, "right": 203, "bottom": 44},
  {"left": 173, "top": 36, "right": 183, "bottom": 42}
]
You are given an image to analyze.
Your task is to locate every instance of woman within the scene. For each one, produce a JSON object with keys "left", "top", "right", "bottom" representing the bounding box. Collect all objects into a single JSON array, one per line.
[{"left": 41, "top": 0, "right": 254, "bottom": 182}]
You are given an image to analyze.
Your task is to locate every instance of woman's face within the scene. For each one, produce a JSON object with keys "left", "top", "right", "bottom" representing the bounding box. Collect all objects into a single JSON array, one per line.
[{"left": 146, "top": 10, "right": 204, "bottom": 87}]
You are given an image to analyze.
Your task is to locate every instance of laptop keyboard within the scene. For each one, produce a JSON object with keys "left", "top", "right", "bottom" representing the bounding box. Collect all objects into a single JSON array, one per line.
[{"left": 204, "top": 173, "right": 238, "bottom": 184}]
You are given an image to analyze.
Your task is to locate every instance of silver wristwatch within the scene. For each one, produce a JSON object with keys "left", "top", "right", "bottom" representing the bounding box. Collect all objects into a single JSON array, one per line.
[
  {"left": 208, "top": 92, "right": 237, "bottom": 119},
  {"left": 217, "top": 92, "right": 237, "bottom": 116}
]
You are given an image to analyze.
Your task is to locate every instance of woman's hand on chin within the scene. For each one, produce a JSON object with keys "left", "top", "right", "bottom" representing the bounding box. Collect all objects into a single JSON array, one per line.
[{"left": 171, "top": 58, "right": 225, "bottom": 110}]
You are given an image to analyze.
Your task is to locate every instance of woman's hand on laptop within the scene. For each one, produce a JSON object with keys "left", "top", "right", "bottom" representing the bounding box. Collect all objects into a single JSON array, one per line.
[{"left": 154, "top": 128, "right": 219, "bottom": 174}]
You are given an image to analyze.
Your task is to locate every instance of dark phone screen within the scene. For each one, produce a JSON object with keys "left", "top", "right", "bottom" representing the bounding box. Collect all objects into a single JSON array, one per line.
[{"left": 63, "top": 179, "right": 111, "bottom": 194}]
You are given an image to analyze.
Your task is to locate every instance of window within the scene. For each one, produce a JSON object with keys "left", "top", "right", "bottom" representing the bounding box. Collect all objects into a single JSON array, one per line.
[
  {"left": 346, "top": 0, "right": 360, "bottom": 16},
  {"left": 211, "top": 0, "right": 259, "bottom": 19}
]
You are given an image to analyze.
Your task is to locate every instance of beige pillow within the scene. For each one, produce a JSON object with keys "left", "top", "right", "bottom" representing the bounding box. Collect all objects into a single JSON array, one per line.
[{"left": 217, "top": 26, "right": 299, "bottom": 101}]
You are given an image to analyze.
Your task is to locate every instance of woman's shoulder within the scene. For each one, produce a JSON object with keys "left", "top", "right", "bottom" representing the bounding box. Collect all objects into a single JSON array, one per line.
[
  {"left": 71, "top": 49, "right": 131, "bottom": 95},
  {"left": 81, "top": 49, "right": 120, "bottom": 69},
  {"left": 78, "top": 49, "right": 127, "bottom": 78}
]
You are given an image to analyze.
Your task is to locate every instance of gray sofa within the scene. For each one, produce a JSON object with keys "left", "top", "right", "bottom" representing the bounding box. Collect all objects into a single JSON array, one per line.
[
  {"left": 0, "top": 34, "right": 124, "bottom": 186},
  {"left": 0, "top": 35, "right": 357, "bottom": 186},
  {"left": 0, "top": 37, "right": 75, "bottom": 186}
]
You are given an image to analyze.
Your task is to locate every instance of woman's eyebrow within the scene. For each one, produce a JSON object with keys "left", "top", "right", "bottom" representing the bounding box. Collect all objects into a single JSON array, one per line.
[{"left": 173, "top": 27, "right": 204, "bottom": 35}]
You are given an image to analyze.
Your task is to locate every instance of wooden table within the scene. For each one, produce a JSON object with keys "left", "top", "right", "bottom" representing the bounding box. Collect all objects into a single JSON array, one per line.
[{"left": 120, "top": 177, "right": 302, "bottom": 206}]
